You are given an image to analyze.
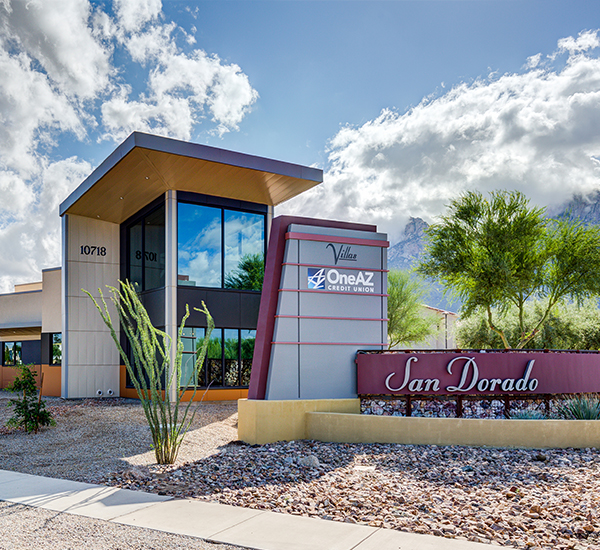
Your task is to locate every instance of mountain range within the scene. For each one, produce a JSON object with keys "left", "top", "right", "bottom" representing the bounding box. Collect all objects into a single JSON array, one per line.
[{"left": 387, "top": 191, "right": 600, "bottom": 312}]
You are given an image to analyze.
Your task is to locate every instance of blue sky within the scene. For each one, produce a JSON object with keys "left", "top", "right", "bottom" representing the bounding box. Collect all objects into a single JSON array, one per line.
[
  {"left": 2, "top": 0, "right": 600, "bottom": 291},
  {"left": 188, "top": 0, "right": 600, "bottom": 166}
]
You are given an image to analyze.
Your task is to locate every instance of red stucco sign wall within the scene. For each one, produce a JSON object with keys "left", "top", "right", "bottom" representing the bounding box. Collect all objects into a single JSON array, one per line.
[{"left": 357, "top": 351, "right": 600, "bottom": 395}]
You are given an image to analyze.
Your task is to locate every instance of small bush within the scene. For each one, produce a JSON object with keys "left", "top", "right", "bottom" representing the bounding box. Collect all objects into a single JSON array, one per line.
[
  {"left": 557, "top": 395, "right": 600, "bottom": 420},
  {"left": 6, "top": 364, "right": 55, "bottom": 433},
  {"left": 510, "top": 409, "right": 546, "bottom": 420}
]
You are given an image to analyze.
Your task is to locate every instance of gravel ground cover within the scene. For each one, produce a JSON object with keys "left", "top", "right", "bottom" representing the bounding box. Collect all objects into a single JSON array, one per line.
[
  {"left": 106, "top": 440, "right": 600, "bottom": 550},
  {"left": 1, "top": 393, "right": 599, "bottom": 550},
  {"left": 0, "top": 394, "right": 238, "bottom": 482}
]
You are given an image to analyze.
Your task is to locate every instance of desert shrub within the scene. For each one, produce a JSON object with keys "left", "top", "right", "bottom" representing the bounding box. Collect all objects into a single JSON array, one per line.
[
  {"left": 86, "top": 280, "right": 213, "bottom": 464},
  {"left": 6, "top": 364, "right": 55, "bottom": 433},
  {"left": 557, "top": 395, "right": 600, "bottom": 420},
  {"left": 510, "top": 409, "right": 546, "bottom": 420},
  {"left": 457, "top": 298, "right": 600, "bottom": 350}
]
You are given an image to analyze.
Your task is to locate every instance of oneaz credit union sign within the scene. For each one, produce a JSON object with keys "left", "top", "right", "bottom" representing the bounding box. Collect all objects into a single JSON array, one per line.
[
  {"left": 356, "top": 351, "right": 600, "bottom": 396},
  {"left": 307, "top": 266, "right": 376, "bottom": 293}
]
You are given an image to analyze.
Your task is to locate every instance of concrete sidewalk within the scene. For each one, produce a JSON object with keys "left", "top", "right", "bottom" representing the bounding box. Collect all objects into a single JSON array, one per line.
[{"left": 0, "top": 470, "right": 491, "bottom": 550}]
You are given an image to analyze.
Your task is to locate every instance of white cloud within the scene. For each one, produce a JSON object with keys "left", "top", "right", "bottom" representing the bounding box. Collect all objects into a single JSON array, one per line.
[
  {"left": 114, "top": 0, "right": 162, "bottom": 33},
  {"left": 0, "top": 0, "right": 258, "bottom": 165},
  {"left": 100, "top": 84, "right": 195, "bottom": 141},
  {"left": 525, "top": 53, "right": 541, "bottom": 70},
  {"left": 102, "top": 23, "right": 258, "bottom": 140},
  {"left": 0, "top": 158, "right": 90, "bottom": 293},
  {"left": 1, "top": 0, "right": 112, "bottom": 98},
  {"left": 281, "top": 31, "right": 600, "bottom": 242},
  {"left": 0, "top": 170, "right": 35, "bottom": 221},
  {"left": 208, "top": 61, "right": 259, "bottom": 135},
  {"left": 558, "top": 29, "right": 600, "bottom": 55},
  {"left": 0, "top": 0, "right": 258, "bottom": 292}
]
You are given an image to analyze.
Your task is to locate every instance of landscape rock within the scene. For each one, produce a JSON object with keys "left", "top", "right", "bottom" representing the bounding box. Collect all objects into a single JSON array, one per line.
[{"left": 297, "top": 454, "right": 320, "bottom": 468}]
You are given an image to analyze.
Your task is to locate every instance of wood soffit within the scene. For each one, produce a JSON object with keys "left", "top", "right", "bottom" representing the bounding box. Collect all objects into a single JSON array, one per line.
[
  {"left": 62, "top": 143, "right": 322, "bottom": 225},
  {"left": 0, "top": 327, "right": 42, "bottom": 340}
]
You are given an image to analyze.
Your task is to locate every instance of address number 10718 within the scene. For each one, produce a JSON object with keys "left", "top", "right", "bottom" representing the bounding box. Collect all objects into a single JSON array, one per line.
[{"left": 80, "top": 245, "right": 107, "bottom": 256}]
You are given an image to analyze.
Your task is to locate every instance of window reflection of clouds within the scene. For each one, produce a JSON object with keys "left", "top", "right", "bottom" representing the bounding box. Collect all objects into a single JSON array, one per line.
[
  {"left": 224, "top": 211, "right": 264, "bottom": 278},
  {"left": 178, "top": 203, "right": 222, "bottom": 287},
  {"left": 178, "top": 202, "right": 264, "bottom": 288}
]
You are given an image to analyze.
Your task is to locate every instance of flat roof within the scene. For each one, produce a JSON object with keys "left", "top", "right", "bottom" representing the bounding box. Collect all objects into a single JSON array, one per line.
[{"left": 60, "top": 132, "right": 323, "bottom": 224}]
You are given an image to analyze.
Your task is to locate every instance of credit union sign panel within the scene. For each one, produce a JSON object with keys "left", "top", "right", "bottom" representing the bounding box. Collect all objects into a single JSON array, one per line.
[{"left": 253, "top": 220, "right": 389, "bottom": 400}]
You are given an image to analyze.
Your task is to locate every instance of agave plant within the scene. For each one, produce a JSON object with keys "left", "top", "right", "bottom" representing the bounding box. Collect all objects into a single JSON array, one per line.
[
  {"left": 85, "top": 280, "right": 213, "bottom": 464},
  {"left": 510, "top": 409, "right": 546, "bottom": 420},
  {"left": 557, "top": 395, "right": 600, "bottom": 420}
]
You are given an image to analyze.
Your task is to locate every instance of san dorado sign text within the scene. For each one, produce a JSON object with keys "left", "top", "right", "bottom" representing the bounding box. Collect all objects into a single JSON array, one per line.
[{"left": 356, "top": 351, "right": 600, "bottom": 396}]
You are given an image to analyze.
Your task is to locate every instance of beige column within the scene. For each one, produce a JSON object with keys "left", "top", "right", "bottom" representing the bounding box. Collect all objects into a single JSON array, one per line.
[
  {"left": 165, "top": 190, "right": 178, "bottom": 402},
  {"left": 61, "top": 214, "right": 69, "bottom": 398}
]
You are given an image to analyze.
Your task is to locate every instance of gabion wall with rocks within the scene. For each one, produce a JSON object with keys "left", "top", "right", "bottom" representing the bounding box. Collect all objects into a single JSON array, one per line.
[{"left": 360, "top": 394, "right": 585, "bottom": 419}]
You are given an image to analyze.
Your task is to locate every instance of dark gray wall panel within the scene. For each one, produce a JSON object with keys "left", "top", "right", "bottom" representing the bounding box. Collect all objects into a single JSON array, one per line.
[
  {"left": 41, "top": 333, "right": 50, "bottom": 364},
  {"left": 22, "top": 340, "right": 41, "bottom": 365},
  {"left": 140, "top": 289, "right": 165, "bottom": 327},
  {"left": 239, "top": 293, "right": 261, "bottom": 327},
  {"left": 178, "top": 287, "right": 261, "bottom": 329}
]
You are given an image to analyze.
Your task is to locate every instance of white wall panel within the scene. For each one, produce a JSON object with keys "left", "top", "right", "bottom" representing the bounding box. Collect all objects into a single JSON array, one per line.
[{"left": 63, "top": 214, "right": 120, "bottom": 398}]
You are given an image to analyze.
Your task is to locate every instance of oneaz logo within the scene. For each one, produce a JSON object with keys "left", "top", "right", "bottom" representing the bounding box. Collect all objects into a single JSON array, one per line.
[
  {"left": 307, "top": 267, "right": 375, "bottom": 293},
  {"left": 307, "top": 268, "right": 326, "bottom": 289}
]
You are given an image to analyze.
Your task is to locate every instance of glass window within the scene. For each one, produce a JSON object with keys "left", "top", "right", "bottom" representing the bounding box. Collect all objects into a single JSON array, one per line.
[
  {"left": 224, "top": 211, "right": 265, "bottom": 290},
  {"left": 207, "top": 329, "right": 223, "bottom": 387},
  {"left": 180, "top": 327, "right": 202, "bottom": 387},
  {"left": 178, "top": 203, "right": 222, "bottom": 288},
  {"left": 240, "top": 330, "right": 256, "bottom": 386},
  {"left": 51, "top": 333, "right": 62, "bottom": 366},
  {"left": 129, "top": 222, "right": 143, "bottom": 288},
  {"left": 125, "top": 205, "right": 165, "bottom": 291},
  {"left": 224, "top": 329, "right": 239, "bottom": 387},
  {"left": 178, "top": 327, "right": 254, "bottom": 389},
  {"left": 3, "top": 341, "right": 22, "bottom": 366},
  {"left": 144, "top": 207, "right": 165, "bottom": 290}
]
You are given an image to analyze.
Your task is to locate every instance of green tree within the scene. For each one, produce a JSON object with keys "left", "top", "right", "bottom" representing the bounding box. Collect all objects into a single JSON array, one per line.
[
  {"left": 419, "top": 190, "right": 600, "bottom": 349},
  {"left": 387, "top": 269, "right": 437, "bottom": 348},
  {"left": 224, "top": 253, "right": 264, "bottom": 291},
  {"left": 457, "top": 298, "right": 600, "bottom": 350}
]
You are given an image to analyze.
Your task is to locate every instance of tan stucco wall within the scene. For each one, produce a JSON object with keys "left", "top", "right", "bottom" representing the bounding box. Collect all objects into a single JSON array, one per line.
[
  {"left": 42, "top": 268, "right": 62, "bottom": 333},
  {"left": 239, "top": 399, "right": 600, "bottom": 448},
  {"left": 14, "top": 282, "right": 42, "bottom": 292},
  {"left": 1, "top": 364, "right": 60, "bottom": 396},
  {"left": 0, "top": 290, "right": 42, "bottom": 330},
  {"left": 238, "top": 398, "right": 360, "bottom": 445},
  {"left": 305, "top": 412, "right": 600, "bottom": 449}
]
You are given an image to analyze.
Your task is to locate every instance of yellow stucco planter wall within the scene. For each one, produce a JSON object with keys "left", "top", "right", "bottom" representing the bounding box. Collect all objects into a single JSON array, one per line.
[
  {"left": 305, "top": 412, "right": 600, "bottom": 449},
  {"left": 238, "top": 398, "right": 360, "bottom": 445}
]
